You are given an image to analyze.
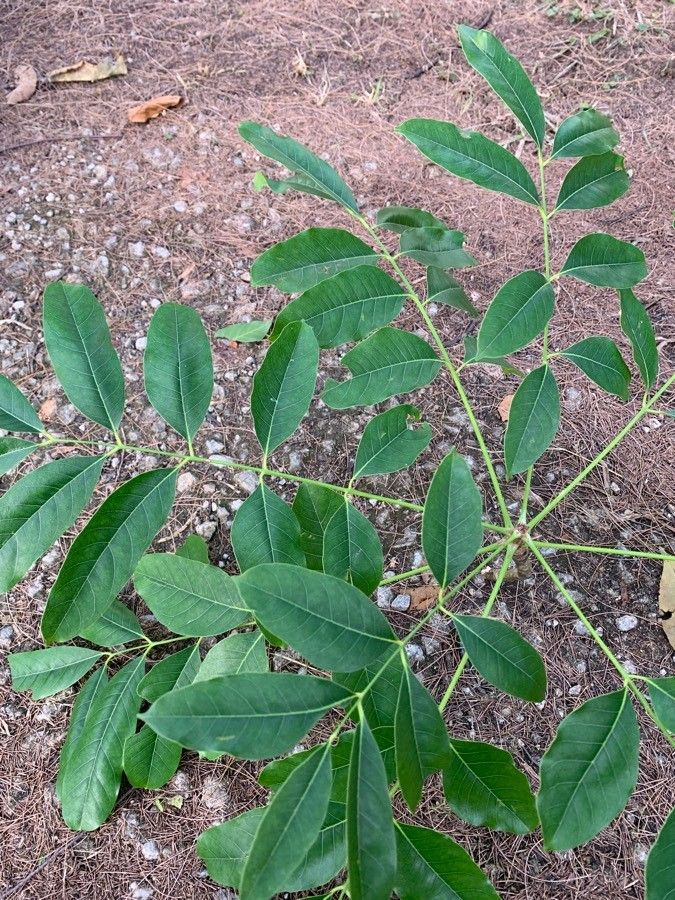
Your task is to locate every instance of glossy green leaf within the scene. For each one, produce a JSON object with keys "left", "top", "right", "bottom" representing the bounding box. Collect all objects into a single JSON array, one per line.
[
  {"left": 259, "top": 731, "right": 353, "bottom": 799},
  {"left": 79, "top": 600, "right": 144, "bottom": 647},
  {"left": 647, "top": 677, "right": 675, "bottom": 731},
  {"left": 463, "top": 335, "right": 525, "bottom": 376},
  {"left": 561, "top": 336, "right": 631, "bottom": 400},
  {"left": 347, "top": 718, "right": 396, "bottom": 900},
  {"left": 443, "top": 739, "right": 538, "bottom": 833},
  {"left": 61, "top": 656, "right": 144, "bottom": 831},
  {"left": 321, "top": 327, "right": 441, "bottom": 410},
  {"left": 292, "top": 483, "right": 346, "bottom": 571},
  {"left": 397, "top": 119, "right": 540, "bottom": 205},
  {"left": 251, "top": 228, "right": 378, "bottom": 293},
  {"left": 144, "top": 302, "right": 213, "bottom": 442},
  {"left": 42, "top": 467, "right": 177, "bottom": 643},
  {"left": 0, "top": 454, "right": 104, "bottom": 593},
  {"left": 270, "top": 266, "right": 407, "bottom": 349},
  {"left": 43, "top": 281, "right": 124, "bottom": 431},
  {"left": 194, "top": 631, "right": 268, "bottom": 682},
  {"left": 394, "top": 822, "right": 500, "bottom": 900},
  {"left": 322, "top": 501, "right": 384, "bottom": 596},
  {"left": 555, "top": 152, "right": 629, "bottom": 211},
  {"left": 476, "top": 270, "right": 555, "bottom": 359},
  {"left": 538, "top": 689, "right": 639, "bottom": 850},
  {"left": 231, "top": 483, "right": 305, "bottom": 572},
  {"left": 452, "top": 614, "right": 547, "bottom": 702},
  {"left": 138, "top": 644, "right": 201, "bottom": 702},
  {"left": 238, "top": 563, "right": 395, "bottom": 671},
  {"left": 251, "top": 320, "right": 319, "bottom": 454},
  {"left": 646, "top": 806, "right": 675, "bottom": 900},
  {"left": 9, "top": 646, "right": 102, "bottom": 699},
  {"left": 619, "top": 289, "right": 658, "bottom": 391},
  {"left": 426, "top": 268, "right": 480, "bottom": 316},
  {"left": 399, "top": 227, "right": 476, "bottom": 269},
  {"left": 176, "top": 533, "right": 210, "bottom": 563},
  {"left": 376, "top": 206, "right": 445, "bottom": 233},
  {"left": 0, "top": 375, "right": 43, "bottom": 433},
  {"left": 0, "top": 437, "right": 38, "bottom": 476},
  {"left": 253, "top": 170, "right": 346, "bottom": 207},
  {"left": 458, "top": 25, "right": 545, "bottom": 146},
  {"left": 239, "top": 121, "right": 358, "bottom": 212},
  {"left": 353, "top": 405, "right": 431, "bottom": 479},
  {"left": 504, "top": 365, "right": 559, "bottom": 476},
  {"left": 123, "top": 724, "right": 181, "bottom": 790},
  {"left": 56, "top": 666, "right": 108, "bottom": 801},
  {"left": 560, "top": 233, "right": 647, "bottom": 288},
  {"left": 551, "top": 108, "right": 619, "bottom": 159},
  {"left": 215, "top": 320, "right": 272, "bottom": 343},
  {"left": 142, "top": 673, "right": 353, "bottom": 758},
  {"left": 422, "top": 450, "right": 483, "bottom": 588}
]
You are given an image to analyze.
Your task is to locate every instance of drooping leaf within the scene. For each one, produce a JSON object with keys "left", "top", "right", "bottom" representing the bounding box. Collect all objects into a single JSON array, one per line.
[
  {"left": 555, "top": 152, "right": 629, "bottom": 211},
  {"left": 134, "top": 553, "right": 247, "bottom": 637},
  {"left": 239, "top": 121, "right": 358, "bottom": 212},
  {"left": 457, "top": 25, "right": 545, "bottom": 146},
  {"left": 538, "top": 689, "right": 640, "bottom": 850},
  {"left": 646, "top": 806, "right": 675, "bottom": 900},
  {"left": 322, "top": 501, "right": 384, "bottom": 596},
  {"left": 123, "top": 724, "right": 181, "bottom": 790},
  {"left": 397, "top": 119, "right": 540, "bottom": 205},
  {"left": 56, "top": 666, "right": 108, "bottom": 800},
  {"left": 251, "top": 320, "right": 319, "bottom": 454},
  {"left": 321, "top": 327, "right": 441, "bottom": 410},
  {"left": 237, "top": 563, "right": 396, "bottom": 671},
  {"left": 551, "top": 108, "right": 619, "bottom": 159},
  {"left": 270, "top": 266, "right": 407, "bottom": 349},
  {"left": 619, "top": 289, "right": 658, "bottom": 391},
  {"left": 0, "top": 437, "right": 37, "bottom": 476},
  {"left": 61, "top": 656, "right": 145, "bottom": 831},
  {"left": 176, "top": 533, "right": 210, "bottom": 563},
  {"left": 464, "top": 335, "right": 525, "bottom": 376},
  {"left": 0, "top": 375, "right": 43, "bottom": 433},
  {"left": 422, "top": 450, "right": 483, "bottom": 588},
  {"left": 79, "top": 599, "right": 144, "bottom": 647},
  {"left": 377, "top": 206, "right": 445, "bottom": 233},
  {"left": 647, "top": 677, "right": 675, "bottom": 732},
  {"left": 215, "top": 319, "right": 272, "bottom": 343},
  {"left": 41, "top": 467, "right": 177, "bottom": 643},
  {"left": 504, "top": 365, "right": 559, "bottom": 476},
  {"left": 443, "top": 739, "right": 538, "bottom": 833},
  {"left": 426, "top": 268, "right": 480, "bottom": 316},
  {"left": 399, "top": 227, "right": 476, "bottom": 269},
  {"left": 452, "top": 614, "right": 547, "bottom": 701},
  {"left": 292, "top": 483, "right": 345, "bottom": 571},
  {"left": 476, "top": 270, "right": 555, "bottom": 359},
  {"left": 353, "top": 405, "right": 432, "bottom": 479},
  {"left": 560, "top": 233, "right": 647, "bottom": 288},
  {"left": 9, "top": 646, "right": 103, "bottom": 700},
  {"left": 144, "top": 302, "right": 213, "bottom": 442},
  {"left": 142, "top": 673, "right": 353, "bottom": 757},
  {"left": 561, "top": 336, "right": 631, "bottom": 400},
  {"left": 194, "top": 631, "right": 268, "bottom": 682},
  {"left": 259, "top": 731, "right": 353, "bottom": 800},
  {"left": 138, "top": 644, "right": 201, "bottom": 702},
  {"left": 43, "top": 281, "right": 125, "bottom": 431},
  {"left": 231, "top": 483, "right": 305, "bottom": 572},
  {"left": 0, "top": 454, "right": 104, "bottom": 594},
  {"left": 251, "top": 228, "right": 379, "bottom": 293}
]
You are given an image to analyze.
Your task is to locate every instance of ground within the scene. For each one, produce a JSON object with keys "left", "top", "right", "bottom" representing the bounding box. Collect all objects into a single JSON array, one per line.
[{"left": 1, "top": 0, "right": 675, "bottom": 898}]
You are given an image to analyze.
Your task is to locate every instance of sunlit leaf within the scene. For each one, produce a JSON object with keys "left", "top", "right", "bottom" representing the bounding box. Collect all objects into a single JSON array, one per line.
[
  {"left": 215, "top": 319, "right": 272, "bottom": 343},
  {"left": 376, "top": 206, "right": 445, "bottom": 233},
  {"left": 551, "top": 108, "right": 619, "bottom": 159},
  {"left": 9, "top": 646, "right": 102, "bottom": 700},
  {"left": 0, "top": 437, "right": 37, "bottom": 476},
  {"left": 231, "top": 483, "right": 305, "bottom": 572},
  {"left": 561, "top": 336, "right": 631, "bottom": 400},
  {"left": 476, "top": 270, "right": 555, "bottom": 359},
  {"left": 194, "top": 631, "right": 268, "bottom": 682},
  {"left": 504, "top": 365, "right": 559, "bottom": 476},
  {"left": 560, "top": 233, "right": 647, "bottom": 288},
  {"left": 0, "top": 375, "right": 43, "bottom": 433},
  {"left": 138, "top": 644, "right": 201, "bottom": 702},
  {"left": 399, "top": 227, "right": 476, "bottom": 269},
  {"left": 426, "top": 267, "right": 479, "bottom": 316},
  {"left": 619, "top": 289, "right": 658, "bottom": 391},
  {"left": 79, "top": 600, "right": 144, "bottom": 647},
  {"left": 353, "top": 405, "right": 431, "bottom": 479},
  {"left": 123, "top": 725, "right": 181, "bottom": 790},
  {"left": 56, "top": 666, "right": 108, "bottom": 801},
  {"left": 555, "top": 152, "right": 629, "bottom": 211},
  {"left": 647, "top": 677, "right": 675, "bottom": 732},
  {"left": 646, "top": 806, "right": 675, "bottom": 900},
  {"left": 322, "top": 501, "right": 384, "bottom": 596},
  {"left": 176, "top": 533, "right": 210, "bottom": 563},
  {"left": 292, "top": 483, "right": 345, "bottom": 572}
]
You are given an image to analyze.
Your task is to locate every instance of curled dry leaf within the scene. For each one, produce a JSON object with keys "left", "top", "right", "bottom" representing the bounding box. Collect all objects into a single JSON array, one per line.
[
  {"left": 658, "top": 560, "right": 675, "bottom": 650},
  {"left": 409, "top": 584, "right": 439, "bottom": 612},
  {"left": 497, "top": 394, "right": 514, "bottom": 422},
  {"left": 38, "top": 397, "right": 58, "bottom": 422},
  {"left": 48, "top": 53, "right": 127, "bottom": 83},
  {"left": 127, "top": 95, "right": 183, "bottom": 124},
  {"left": 6, "top": 64, "right": 38, "bottom": 105}
]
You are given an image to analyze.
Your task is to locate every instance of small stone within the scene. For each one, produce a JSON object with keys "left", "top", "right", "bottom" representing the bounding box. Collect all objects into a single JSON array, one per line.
[
  {"left": 616, "top": 614, "right": 638, "bottom": 632},
  {"left": 196, "top": 521, "right": 217, "bottom": 541},
  {"left": 153, "top": 245, "right": 171, "bottom": 259},
  {"left": 174, "top": 200, "right": 188, "bottom": 213},
  {"left": 92, "top": 254, "right": 109, "bottom": 276},
  {"left": 59, "top": 404, "right": 77, "bottom": 425},
  {"left": 406, "top": 643, "right": 424, "bottom": 665},
  {"left": 128, "top": 241, "right": 146, "bottom": 258},
  {"left": 130, "top": 885, "right": 154, "bottom": 900},
  {"left": 135, "top": 336, "right": 147, "bottom": 351},
  {"left": 376, "top": 586, "right": 393, "bottom": 608},
  {"left": 391, "top": 593, "right": 411, "bottom": 611},
  {"left": 286, "top": 450, "right": 302, "bottom": 473},
  {"left": 568, "top": 684, "right": 582, "bottom": 696},
  {"left": 233, "top": 470, "right": 258, "bottom": 494},
  {"left": 141, "top": 840, "right": 160, "bottom": 861},
  {"left": 201, "top": 776, "right": 229, "bottom": 811},
  {"left": 205, "top": 439, "right": 224, "bottom": 454},
  {"left": 421, "top": 636, "right": 441, "bottom": 656},
  {"left": 177, "top": 471, "right": 197, "bottom": 493},
  {"left": 0, "top": 624, "right": 15, "bottom": 648}
]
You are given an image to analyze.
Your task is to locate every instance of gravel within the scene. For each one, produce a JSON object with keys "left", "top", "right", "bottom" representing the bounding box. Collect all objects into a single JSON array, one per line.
[{"left": 616, "top": 615, "right": 638, "bottom": 632}]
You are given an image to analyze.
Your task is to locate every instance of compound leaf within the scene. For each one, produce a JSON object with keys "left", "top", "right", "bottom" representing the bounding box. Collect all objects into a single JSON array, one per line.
[
  {"left": 322, "top": 501, "right": 384, "bottom": 596},
  {"left": 9, "top": 646, "right": 102, "bottom": 700},
  {"left": 56, "top": 666, "right": 108, "bottom": 800},
  {"left": 231, "top": 483, "right": 305, "bottom": 572},
  {"left": 138, "top": 644, "right": 201, "bottom": 702},
  {"left": 426, "top": 268, "right": 480, "bottom": 316},
  {"left": 0, "top": 375, "right": 43, "bottom": 433},
  {"left": 476, "top": 270, "right": 555, "bottom": 359},
  {"left": 504, "top": 365, "right": 559, "bottom": 476},
  {"left": 377, "top": 206, "right": 445, "bottom": 233},
  {"left": 619, "top": 289, "right": 658, "bottom": 391},
  {"left": 292, "top": 483, "right": 345, "bottom": 572},
  {"left": 647, "top": 677, "right": 675, "bottom": 732},
  {"left": 555, "top": 152, "right": 629, "bottom": 211},
  {"left": 123, "top": 724, "right": 181, "bottom": 790},
  {"left": 0, "top": 437, "right": 37, "bottom": 476},
  {"left": 399, "top": 227, "right": 476, "bottom": 269},
  {"left": 80, "top": 600, "right": 144, "bottom": 647},
  {"left": 195, "top": 631, "right": 268, "bottom": 682},
  {"left": 216, "top": 320, "right": 272, "bottom": 343},
  {"left": 561, "top": 336, "right": 631, "bottom": 400},
  {"left": 354, "top": 405, "right": 431, "bottom": 479},
  {"left": 560, "top": 233, "right": 647, "bottom": 288},
  {"left": 647, "top": 806, "right": 675, "bottom": 900},
  {"left": 551, "top": 108, "right": 619, "bottom": 159}
]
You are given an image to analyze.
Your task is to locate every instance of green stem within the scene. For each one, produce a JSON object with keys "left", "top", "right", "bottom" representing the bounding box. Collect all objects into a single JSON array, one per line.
[
  {"left": 531, "top": 540, "right": 675, "bottom": 563},
  {"left": 379, "top": 565, "right": 429, "bottom": 586}
]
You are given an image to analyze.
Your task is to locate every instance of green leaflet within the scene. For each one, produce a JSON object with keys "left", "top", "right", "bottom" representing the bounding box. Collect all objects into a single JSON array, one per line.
[
  {"left": 397, "top": 119, "right": 540, "bottom": 206},
  {"left": 42, "top": 467, "right": 178, "bottom": 643},
  {"left": 79, "top": 600, "right": 144, "bottom": 647},
  {"left": 322, "top": 501, "right": 384, "bottom": 596},
  {"left": 561, "top": 336, "right": 631, "bottom": 400},
  {"left": 194, "top": 631, "right": 268, "bottom": 682},
  {"left": 458, "top": 25, "right": 545, "bottom": 146},
  {"left": 394, "top": 822, "right": 500, "bottom": 900},
  {"left": 476, "top": 270, "right": 555, "bottom": 359},
  {"left": 647, "top": 677, "right": 675, "bottom": 731},
  {"left": 353, "top": 405, "right": 431, "bottom": 479},
  {"left": 321, "top": 327, "right": 441, "bottom": 410},
  {"left": 292, "top": 483, "right": 345, "bottom": 572},
  {"left": 176, "top": 533, "right": 210, "bottom": 563},
  {"left": 399, "top": 227, "right": 476, "bottom": 269},
  {"left": 464, "top": 335, "right": 525, "bottom": 376},
  {"left": 554, "top": 152, "right": 629, "bottom": 211},
  {"left": 551, "top": 108, "right": 619, "bottom": 159},
  {"left": 61, "top": 656, "right": 145, "bottom": 831},
  {"left": 376, "top": 206, "right": 445, "bottom": 233},
  {"left": 142, "top": 673, "right": 353, "bottom": 758},
  {"left": 0, "top": 454, "right": 104, "bottom": 594},
  {"left": 239, "top": 121, "right": 358, "bottom": 212},
  {"left": 0, "top": 375, "right": 43, "bottom": 433},
  {"left": 560, "top": 233, "right": 647, "bottom": 289},
  {"left": 134, "top": 553, "right": 248, "bottom": 637},
  {"left": 538, "top": 688, "right": 640, "bottom": 850},
  {"left": 504, "top": 365, "right": 560, "bottom": 476},
  {"left": 251, "top": 228, "right": 379, "bottom": 293},
  {"left": 43, "top": 281, "right": 125, "bottom": 431},
  {"left": 646, "top": 806, "right": 675, "bottom": 900},
  {"left": 123, "top": 724, "right": 181, "bottom": 790},
  {"left": 259, "top": 731, "right": 353, "bottom": 800},
  {"left": 9, "top": 646, "right": 103, "bottom": 700},
  {"left": 422, "top": 450, "right": 483, "bottom": 588},
  {"left": 144, "top": 302, "right": 213, "bottom": 442},
  {"left": 251, "top": 320, "right": 319, "bottom": 454},
  {"left": 0, "top": 437, "right": 37, "bottom": 476},
  {"left": 138, "top": 644, "right": 201, "bottom": 702},
  {"left": 426, "top": 267, "right": 479, "bottom": 316},
  {"left": 619, "top": 289, "right": 658, "bottom": 391},
  {"left": 452, "top": 614, "right": 547, "bottom": 702},
  {"left": 443, "top": 739, "right": 539, "bottom": 834},
  {"left": 237, "top": 563, "right": 395, "bottom": 671},
  {"left": 231, "top": 483, "right": 306, "bottom": 572},
  {"left": 215, "top": 319, "right": 272, "bottom": 343},
  {"left": 270, "top": 266, "right": 407, "bottom": 349},
  {"left": 56, "top": 666, "right": 108, "bottom": 801}
]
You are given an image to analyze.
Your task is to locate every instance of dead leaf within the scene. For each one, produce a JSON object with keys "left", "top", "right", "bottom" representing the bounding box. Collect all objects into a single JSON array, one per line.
[
  {"left": 659, "top": 560, "right": 675, "bottom": 650},
  {"left": 409, "top": 584, "right": 438, "bottom": 612},
  {"left": 6, "top": 65, "right": 38, "bottom": 105},
  {"left": 48, "top": 53, "right": 127, "bottom": 84},
  {"left": 39, "top": 397, "right": 57, "bottom": 421},
  {"left": 497, "top": 394, "right": 514, "bottom": 422},
  {"left": 292, "top": 51, "right": 310, "bottom": 78},
  {"left": 127, "top": 94, "right": 182, "bottom": 124}
]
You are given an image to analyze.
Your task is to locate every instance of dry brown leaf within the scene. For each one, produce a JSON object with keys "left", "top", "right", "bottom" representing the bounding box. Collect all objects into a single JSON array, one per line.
[
  {"left": 48, "top": 53, "right": 127, "bottom": 84},
  {"left": 497, "top": 394, "right": 514, "bottom": 422},
  {"left": 127, "top": 94, "right": 182, "bottom": 124},
  {"left": 658, "top": 560, "right": 675, "bottom": 650},
  {"left": 6, "top": 65, "right": 38, "bottom": 105},
  {"left": 409, "top": 584, "right": 438, "bottom": 612},
  {"left": 39, "top": 397, "right": 57, "bottom": 421}
]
